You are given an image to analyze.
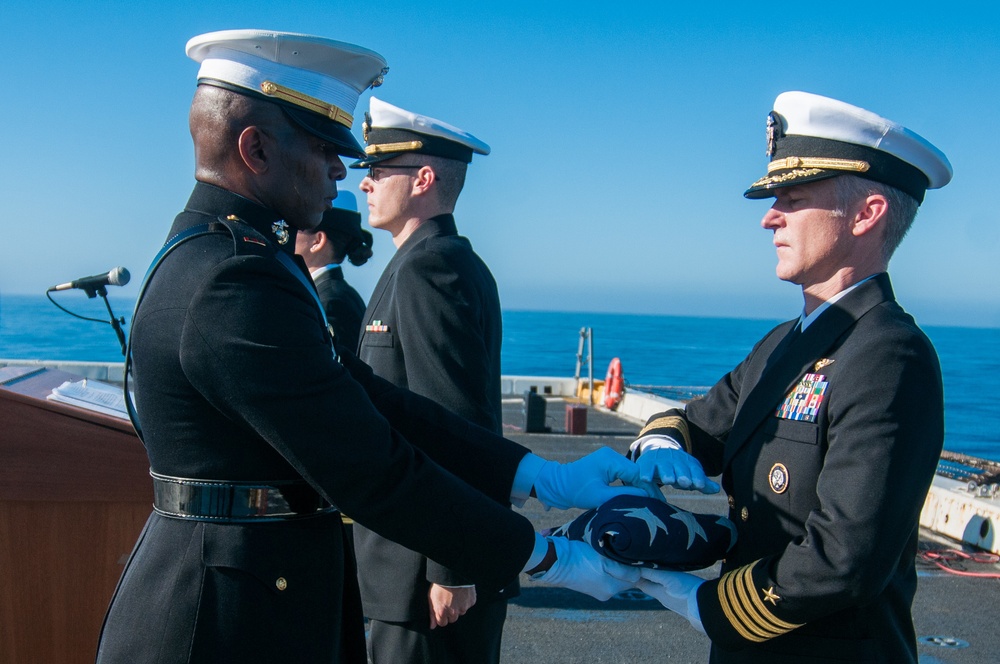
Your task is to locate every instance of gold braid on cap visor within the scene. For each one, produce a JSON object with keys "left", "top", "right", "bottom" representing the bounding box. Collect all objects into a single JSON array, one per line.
[
  {"left": 767, "top": 157, "right": 870, "bottom": 173},
  {"left": 260, "top": 81, "right": 353, "bottom": 128}
]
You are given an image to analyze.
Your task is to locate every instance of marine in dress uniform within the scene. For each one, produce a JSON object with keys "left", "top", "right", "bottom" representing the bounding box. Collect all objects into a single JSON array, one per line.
[
  {"left": 296, "top": 192, "right": 373, "bottom": 351},
  {"left": 630, "top": 92, "right": 953, "bottom": 663},
  {"left": 349, "top": 98, "right": 513, "bottom": 664},
  {"left": 94, "top": 29, "right": 648, "bottom": 664}
]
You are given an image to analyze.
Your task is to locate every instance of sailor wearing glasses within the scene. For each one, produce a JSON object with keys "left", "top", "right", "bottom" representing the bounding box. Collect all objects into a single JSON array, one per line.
[{"left": 351, "top": 98, "right": 511, "bottom": 664}]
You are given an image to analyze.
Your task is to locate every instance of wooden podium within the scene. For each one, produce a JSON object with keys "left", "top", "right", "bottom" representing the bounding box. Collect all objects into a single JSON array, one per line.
[{"left": 0, "top": 366, "right": 151, "bottom": 663}]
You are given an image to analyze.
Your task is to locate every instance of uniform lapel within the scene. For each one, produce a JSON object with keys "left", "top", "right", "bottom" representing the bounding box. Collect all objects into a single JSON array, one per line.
[
  {"left": 723, "top": 274, "right": 896, "bottom": 467},
  {"left": 358, "top": 215, "right": 456, "bottom": 345}
]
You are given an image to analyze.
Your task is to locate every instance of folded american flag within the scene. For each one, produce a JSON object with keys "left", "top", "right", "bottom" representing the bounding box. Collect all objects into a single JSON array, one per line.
[{"left": 545, "top": 495, "right": 737, "bottom": 570}]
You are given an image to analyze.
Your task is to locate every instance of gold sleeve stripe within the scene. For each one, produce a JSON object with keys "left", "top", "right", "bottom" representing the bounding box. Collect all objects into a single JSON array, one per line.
[
  {"left": 717, "top": 564, "right": 803, "bottom": 643},
  {"left": 365, "top": 141, "right": 424, "bottom": 155},
  {"left": 638, "top": 415, "right": 691, "bottom": 452},
  {"left": 259, "top": 81, "right": 353, "bottom": 128},
  {"left": 717, "top": 569, "right": 775, "bottom": 642},
  {"left": 732, "top": 566, "right": 801, "bottom": 632},
  {"left": 767, "top": 156, "right": 870, "bottom": 173}
]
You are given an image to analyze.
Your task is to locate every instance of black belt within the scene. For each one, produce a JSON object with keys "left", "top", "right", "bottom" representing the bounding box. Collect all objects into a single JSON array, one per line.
[{"left": 151, "top": 471, "right": 337, "bottom": 522}]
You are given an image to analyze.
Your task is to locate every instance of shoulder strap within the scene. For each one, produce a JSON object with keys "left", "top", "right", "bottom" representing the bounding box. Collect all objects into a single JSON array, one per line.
[
  {"left": 125, "top": 222, "right": 222, "bottom": 442},
  {"left": 124, "top": 217, "right": 331, "bottom": 443}
]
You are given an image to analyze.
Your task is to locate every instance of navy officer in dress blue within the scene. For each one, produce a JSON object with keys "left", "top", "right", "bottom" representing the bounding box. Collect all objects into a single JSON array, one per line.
[
  {"left": 95, "top": 29, "right": 653, "bottom": 664},
  {"left": 349, "top": 97, "right": 510, "bottom": 664},
  {"left": 629, "top": 91, "right": 952, "bottom": 663}
]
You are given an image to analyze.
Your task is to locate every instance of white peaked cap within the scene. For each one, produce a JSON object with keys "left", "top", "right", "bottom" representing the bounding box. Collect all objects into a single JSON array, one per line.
[
  {"left": 186, "top": 29, "right": 388, "bottom": 158},
  {"left": 746, "top": 91, "right": 952, "bottom": 204},
  {"left": 368, "top": 97, "right": 490, "bottom": 155},
  {"left": 351, "top": 96, "right": 489, "bottom": 167}
]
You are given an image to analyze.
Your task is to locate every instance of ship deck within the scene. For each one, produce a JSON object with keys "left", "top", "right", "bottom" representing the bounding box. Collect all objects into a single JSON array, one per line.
[{"left": 498, "top": 396, "right": 1000, "bottom": 663}]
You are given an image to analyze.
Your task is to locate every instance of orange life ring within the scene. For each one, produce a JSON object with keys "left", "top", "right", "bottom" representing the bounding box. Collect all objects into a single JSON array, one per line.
[{"left": 604, "top": 357, "right": 624, "bottom": 410}]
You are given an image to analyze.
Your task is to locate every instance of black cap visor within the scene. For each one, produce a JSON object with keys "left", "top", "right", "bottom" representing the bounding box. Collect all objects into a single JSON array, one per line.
[
  {"left": 744, "top": 169, "right": 842, "bottom": 199},
  {"left": 744, "top": 135, "right": 930, "bottom": 203},
  {"left": 349, "top": 151, "right": 408, "bottom": 169},
  {"left": 282, "top": 107, "right": 365, "bottom": 159}
]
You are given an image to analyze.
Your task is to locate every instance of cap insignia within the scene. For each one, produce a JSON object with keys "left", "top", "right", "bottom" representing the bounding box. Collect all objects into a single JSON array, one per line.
[
  {"left": 363, "top": 112, "right": 371, "bottom": 143},
  {"left": 271, "top": 220, "right": 290, "bottom": 245},
  {"left": 765, "top": 111, "right": 783, "bottom": 158},
  {"left": 370, "top": 66, "right": 389, "bottom": 89},
  {"left": 762, "top": 586, "right": 781, "bottom": 605}
]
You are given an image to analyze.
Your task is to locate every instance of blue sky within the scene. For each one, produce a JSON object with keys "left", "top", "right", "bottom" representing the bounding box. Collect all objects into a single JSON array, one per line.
[{"left": 3, "top": 1, "right": 998, "bottom": 327}]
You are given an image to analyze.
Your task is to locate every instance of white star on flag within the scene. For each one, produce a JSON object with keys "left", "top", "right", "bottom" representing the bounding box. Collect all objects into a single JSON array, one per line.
[
  {"left": 717, "top": 516, "right": 738, "bottom": 550},
  {"left": 670, "top": 510, "right": 708, "bottom": 549},
  {"left": 613, "top": 507, "right": 669, "bottom": 546}
]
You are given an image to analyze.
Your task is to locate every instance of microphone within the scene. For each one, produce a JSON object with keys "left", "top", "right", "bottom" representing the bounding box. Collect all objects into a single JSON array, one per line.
[{"left": 49, "top": 266, "right": 131, "bottom": 292}]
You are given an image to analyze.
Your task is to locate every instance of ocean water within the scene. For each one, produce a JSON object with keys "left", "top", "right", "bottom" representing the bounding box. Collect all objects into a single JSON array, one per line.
[{"left": 2, "top": 294, "right": 998, "bottom": 461}]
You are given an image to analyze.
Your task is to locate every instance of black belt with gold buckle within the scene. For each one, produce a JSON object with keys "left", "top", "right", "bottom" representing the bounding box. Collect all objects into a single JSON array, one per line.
[{"left": 151, "top": 471, "right": 337, "bottom": 522}]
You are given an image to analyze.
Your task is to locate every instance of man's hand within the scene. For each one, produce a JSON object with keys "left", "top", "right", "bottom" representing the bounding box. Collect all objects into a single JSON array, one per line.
[
  {"left": 526, "top": 536, "right": 641, "bottom": 601},
  {"left": 635, "top": 442, "right": 720, "bottom": 494},
  {"left": 428, "top": 584, "right": 477, "bottom": 629},
  {"left": 532, "top": 447, "right": 661, "bottom": 510},
  {"left": 636, "top": 568, "right": 706, "bottom": 632}
]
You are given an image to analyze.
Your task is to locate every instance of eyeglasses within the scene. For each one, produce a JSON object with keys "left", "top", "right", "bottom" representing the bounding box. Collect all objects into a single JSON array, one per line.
[{"left": 367, "top": 164, "right": 422, "bottom": 182}]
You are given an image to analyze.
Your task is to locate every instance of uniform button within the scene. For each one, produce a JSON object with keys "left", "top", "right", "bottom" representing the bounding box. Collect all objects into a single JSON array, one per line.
[
  {"left": 275, "top": 577, "right": 288, "bottom": 591},
  {"left": 728, "top": 496, "right": 735, "bottom": 508},
  {"left": 741, "top": 507, "right": 749, "bottom": 522}
]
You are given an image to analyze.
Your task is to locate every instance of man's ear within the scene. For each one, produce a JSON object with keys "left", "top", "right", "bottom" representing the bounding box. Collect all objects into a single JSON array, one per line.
[
  {"left": 238, "top": 126, "right": 270, "bottom": 174},
  {"left": 411, "top": 165, "right": 436, "bottom": 196},
  {"left": 310, "top": 230, "right": 329, "bottom": 253},
  {"left": 851, "top": 193, "right": 889, "bottom": 238}
]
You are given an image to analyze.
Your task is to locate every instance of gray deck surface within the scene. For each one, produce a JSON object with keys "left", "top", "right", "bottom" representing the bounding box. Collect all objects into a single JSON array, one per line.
[{"left": 497, "top": 397, "right": 1000, "bottom": 663}]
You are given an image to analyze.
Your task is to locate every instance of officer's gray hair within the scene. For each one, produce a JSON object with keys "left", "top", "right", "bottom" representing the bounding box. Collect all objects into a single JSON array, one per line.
[{"left": 832, "top": 175, "right": 919, "bottom": 262}]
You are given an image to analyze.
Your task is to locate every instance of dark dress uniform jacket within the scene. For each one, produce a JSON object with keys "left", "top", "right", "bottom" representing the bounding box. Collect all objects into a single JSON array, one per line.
[
  {"left": 636, "top": 274, "right": 943, "bottom": 663},
  {"left": 314, "top": 265, "right": 366, "bottom": 352},
  {"left": 354, "top": 214, "right": 517, "bottom": 622},
  {"left": 95, "top": 184, "right": 535, "bottom": 664}
]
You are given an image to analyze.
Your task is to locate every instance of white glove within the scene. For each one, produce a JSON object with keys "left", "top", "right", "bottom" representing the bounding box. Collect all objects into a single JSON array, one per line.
[
  {"left": 528, "top": 537, "right": 641, "bottom": 601},
  {"left": 636, "top": 567, "right": 706, "bottom": 633},
  {"left": 532, "top": 447, "right": 660, "bottom": 510},
  {"left": 634, "top": 438, "right": 720, "bottom": 494}
]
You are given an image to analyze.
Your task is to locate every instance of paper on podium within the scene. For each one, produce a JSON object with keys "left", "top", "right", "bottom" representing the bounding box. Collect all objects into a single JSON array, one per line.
[{"left": 47, "top": 379, "right": 131, "bottom": 420}]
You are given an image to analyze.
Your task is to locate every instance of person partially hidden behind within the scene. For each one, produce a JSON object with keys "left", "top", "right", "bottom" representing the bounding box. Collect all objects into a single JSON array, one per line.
[
  {"left": 95, "top": 29, "right": 661, "bottom": 664},
  {"left": 350, "top": 97, "right": 510, "bottom": 664},
  {"left": 295, "top": 191, "right": 373, "bottom": 351},
  {"left": 630, "top": 91, "right": 952, "bottom": 663}
]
